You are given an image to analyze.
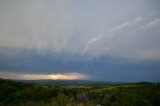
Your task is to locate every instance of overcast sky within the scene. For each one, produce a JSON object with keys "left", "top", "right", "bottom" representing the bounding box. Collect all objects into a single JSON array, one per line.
[{"left": 0, "top": 0, "right": 160, "bottom": 81}]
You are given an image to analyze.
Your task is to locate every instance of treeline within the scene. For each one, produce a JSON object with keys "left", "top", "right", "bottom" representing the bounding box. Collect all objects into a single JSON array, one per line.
[{"left": 0, "top": 78, "right": 160, "bottom": 106}]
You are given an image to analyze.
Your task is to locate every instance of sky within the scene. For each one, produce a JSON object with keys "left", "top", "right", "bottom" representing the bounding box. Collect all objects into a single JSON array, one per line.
[{"left": 0, "top": 0, "right": 160, "bottom": 81}]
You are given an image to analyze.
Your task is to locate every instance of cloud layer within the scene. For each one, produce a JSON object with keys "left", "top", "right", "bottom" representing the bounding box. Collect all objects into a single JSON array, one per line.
[{"left": 0, "top": 0, "right": 160, "bottom": 81}]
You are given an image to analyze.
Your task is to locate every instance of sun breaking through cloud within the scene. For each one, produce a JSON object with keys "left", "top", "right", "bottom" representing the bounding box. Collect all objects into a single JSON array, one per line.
[{"left": 0, "top": 71, "right": 88, "bottom": 80}]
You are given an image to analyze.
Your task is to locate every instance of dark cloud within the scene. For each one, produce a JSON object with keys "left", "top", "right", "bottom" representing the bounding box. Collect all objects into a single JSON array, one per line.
[
  {"left": 0, "top": 0, "right": 160, "bottom": 81},
  {"left": 0, "top": 48, "right": 160, "bottom": 81}
]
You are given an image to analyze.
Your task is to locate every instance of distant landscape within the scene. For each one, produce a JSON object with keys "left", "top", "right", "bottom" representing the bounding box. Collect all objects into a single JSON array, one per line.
[{"left": 0, "top": 78, "right": 160, "bottom": 106}]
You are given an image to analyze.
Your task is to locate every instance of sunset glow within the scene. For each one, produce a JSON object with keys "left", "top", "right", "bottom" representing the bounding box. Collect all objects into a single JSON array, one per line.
[
  {"left": 0, "top": 72, "right": 88, "bottom": 80},
  {"left": 50, "top": 73, "right": 87, "bottom": 80}
]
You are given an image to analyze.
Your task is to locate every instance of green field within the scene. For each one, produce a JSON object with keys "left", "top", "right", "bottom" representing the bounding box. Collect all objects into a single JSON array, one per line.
[{"left": 0, "top": 79, "right": 160, "bottom": 106}]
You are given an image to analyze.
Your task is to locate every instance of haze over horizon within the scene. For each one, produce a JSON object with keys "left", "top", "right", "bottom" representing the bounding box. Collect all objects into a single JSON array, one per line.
[{"left": 0, "top": 0, "right": 160, "bottom": 81}]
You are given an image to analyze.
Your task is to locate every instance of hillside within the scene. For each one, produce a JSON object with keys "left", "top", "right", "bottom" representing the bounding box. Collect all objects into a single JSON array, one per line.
[{"left": 0, "top": 78, "right": 160, "bottom": 106}]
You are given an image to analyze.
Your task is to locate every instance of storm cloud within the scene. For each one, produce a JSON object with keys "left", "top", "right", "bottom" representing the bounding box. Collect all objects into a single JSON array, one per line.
[{"left": 0, "top": 0, "right": 160, "bottom": 81}]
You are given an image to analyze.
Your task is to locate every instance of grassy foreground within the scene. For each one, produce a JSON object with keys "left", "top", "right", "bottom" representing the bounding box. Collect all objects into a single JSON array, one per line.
[{"left": 0, "top": 79, "right": 160, "bottom": 106}]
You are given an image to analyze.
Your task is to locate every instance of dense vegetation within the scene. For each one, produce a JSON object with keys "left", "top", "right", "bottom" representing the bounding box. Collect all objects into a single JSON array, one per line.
[{"left": 0, "top": 78, "right": 160, "bottom": 106}]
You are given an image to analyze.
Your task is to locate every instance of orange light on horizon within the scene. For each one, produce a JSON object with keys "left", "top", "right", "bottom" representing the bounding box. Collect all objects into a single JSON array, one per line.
[
  {"left": 0, "top": 71, "right": 88, "bottom": 80},
  {"left": 50, "top": 73, "right": 87, "bottom": 80}
]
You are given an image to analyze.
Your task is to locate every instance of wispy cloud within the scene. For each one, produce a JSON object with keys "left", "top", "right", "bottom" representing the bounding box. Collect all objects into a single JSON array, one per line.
[
  {"left": 82, "top": 16, "right": 144, "bottom": 56},
  {"left": 81, "top": 14, "right": 160, "bottom": 61},
  {"left": 110, "top": 21, "right": 130, "bottom": 32},
  {"left": 142, "top": 18, "right": 160, "bottom": 29}
]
